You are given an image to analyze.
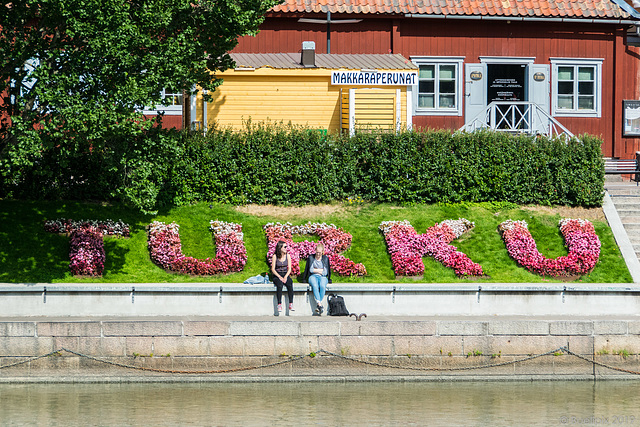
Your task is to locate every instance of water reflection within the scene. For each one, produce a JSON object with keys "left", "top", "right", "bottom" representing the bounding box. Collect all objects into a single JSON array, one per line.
[{"left": 0, "top": 381, "right": 639, "bottom": 426}]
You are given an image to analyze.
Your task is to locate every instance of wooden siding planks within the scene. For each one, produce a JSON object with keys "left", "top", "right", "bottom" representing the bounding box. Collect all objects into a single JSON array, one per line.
[
  {"left": 201, "top": 74, "right": 342, "bottom": 131},
  {"left": 233, "top": 16, "right": 640, "bottom": 156}
]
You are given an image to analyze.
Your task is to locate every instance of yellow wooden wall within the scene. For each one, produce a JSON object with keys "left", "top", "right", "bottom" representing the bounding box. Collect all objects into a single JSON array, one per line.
[
  {"left": 341, "top": 88, "right": 408, "bottom": 131},
  {"left": 196, "top": 70, "right": 342, "bottom": 132},
  {"left": 195, "top": 69, "right": 410, "bottom": 134}
]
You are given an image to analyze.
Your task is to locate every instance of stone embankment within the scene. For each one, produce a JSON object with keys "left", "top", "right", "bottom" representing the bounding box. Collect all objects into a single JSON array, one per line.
[{"left": 1, "top": 317, "right": 640, "bottom": 382}]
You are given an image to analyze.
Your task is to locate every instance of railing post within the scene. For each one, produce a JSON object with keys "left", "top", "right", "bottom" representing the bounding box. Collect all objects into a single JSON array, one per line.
[
  {"left": 490, "top": 104, "right": 495, "bottom": 129},
  {"left": 635, "top": 151, "right": 640, "bottom": 183}
]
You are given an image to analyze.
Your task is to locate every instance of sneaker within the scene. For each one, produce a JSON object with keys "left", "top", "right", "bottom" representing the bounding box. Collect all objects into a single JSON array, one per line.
[
  {"left": 316, "top": 304, "right": 324, "bottom": 315},
  {"left": 278, "top": 304, "right": 283, "bottom": 312},
  {"left": 289, "top": 303, "right": 295, "bottom": 311}
]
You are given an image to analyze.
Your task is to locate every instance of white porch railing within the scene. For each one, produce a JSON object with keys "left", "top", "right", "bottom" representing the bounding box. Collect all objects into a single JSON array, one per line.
[{"left": 459, "top": 101, "right": 574, "bottom": 138}]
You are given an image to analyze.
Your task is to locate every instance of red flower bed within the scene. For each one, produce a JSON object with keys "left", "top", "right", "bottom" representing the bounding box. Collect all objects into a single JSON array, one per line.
[
  {"left": 499, "top": 218, "right": 601, "bottom": 278},
  {"left": 379, "top": 219, "right": 484, "bottom": 277},
  {"left": 147, "top": 220, "right": 247, "bottom": 275},
  {"left": 69, "top": 226, "right": 105, "bottom": 276},
  {"left": 44, "top": 218, "right": 129, "bottom": 276},
  {"left": 263, "top": 222, "right": 366, "bottom": 276}
]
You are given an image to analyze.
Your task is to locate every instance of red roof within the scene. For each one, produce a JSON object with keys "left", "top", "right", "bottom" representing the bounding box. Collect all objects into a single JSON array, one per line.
[{"left": 272, "top": 0, "right": 637, "bottom": 19}]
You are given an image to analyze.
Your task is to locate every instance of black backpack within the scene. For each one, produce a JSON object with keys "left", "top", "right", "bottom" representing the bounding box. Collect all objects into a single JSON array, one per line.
[{"left": 327, "top": 294, "right": 349, "bottom": 316}]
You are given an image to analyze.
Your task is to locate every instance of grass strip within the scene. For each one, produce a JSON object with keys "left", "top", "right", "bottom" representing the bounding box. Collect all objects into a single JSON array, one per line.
[{"left": 0, "top": 200, "right": 630, "bottom": 283}]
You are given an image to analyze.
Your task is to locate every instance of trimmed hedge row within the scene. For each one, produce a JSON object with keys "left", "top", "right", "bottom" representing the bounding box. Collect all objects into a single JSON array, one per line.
[
  {"left": 167, "top": 125, "right": 604, "bottom": 208},
  {"left": 1, "top": 124, "right": 605, "bottom": 211}
]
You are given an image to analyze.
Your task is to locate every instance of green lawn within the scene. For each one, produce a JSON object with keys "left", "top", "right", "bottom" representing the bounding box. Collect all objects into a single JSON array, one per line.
[{"left": 0, "top": 199, "right": 631, "bottom": 283}]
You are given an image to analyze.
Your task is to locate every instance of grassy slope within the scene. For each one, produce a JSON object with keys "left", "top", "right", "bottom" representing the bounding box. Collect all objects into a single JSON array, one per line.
[{"left": 0, "top": 200, "right": 631, "bottom": 283}]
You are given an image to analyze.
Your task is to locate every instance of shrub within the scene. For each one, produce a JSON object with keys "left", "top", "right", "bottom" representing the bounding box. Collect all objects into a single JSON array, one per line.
[
  {"left": 164, "top": 126, "right": 603, "bottom": 208},
  {"left": 2, "top": 123, "right": 605, "bottom": 210}
]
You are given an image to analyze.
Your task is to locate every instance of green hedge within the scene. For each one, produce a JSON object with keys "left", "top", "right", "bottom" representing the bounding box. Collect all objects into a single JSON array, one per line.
[
  {"left": 166, "top": 125, "right": 604, "bottom": 208},
  {"left": 1, "top": 124, "right": 605, "bottom": 211}
]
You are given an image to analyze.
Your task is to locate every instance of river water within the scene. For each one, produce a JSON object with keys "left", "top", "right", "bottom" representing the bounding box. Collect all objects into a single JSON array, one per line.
[{"left": 0, "top": 381, "right": 639, "bottom": 426}]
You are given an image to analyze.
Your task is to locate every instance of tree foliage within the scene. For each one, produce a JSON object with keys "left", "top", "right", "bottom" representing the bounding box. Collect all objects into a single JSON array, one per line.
[{"left": 0, "top": 0, "right": 278, "bottom": 207}]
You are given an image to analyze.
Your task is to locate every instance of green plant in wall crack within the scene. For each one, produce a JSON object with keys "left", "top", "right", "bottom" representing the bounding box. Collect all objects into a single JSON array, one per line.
[{"left": 613, "top": 349, "right": 631, "bottom": 359}]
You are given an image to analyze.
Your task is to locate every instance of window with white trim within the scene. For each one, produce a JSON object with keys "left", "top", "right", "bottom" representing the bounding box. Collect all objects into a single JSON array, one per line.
[
  {"left": 551, "top": 58, "right": 602, "bottom": 117},
  {"left": 143, "top": 88, "right": 183, "bottom": 115},
  {"left": 410, "top": 57, "right": 464, "bottom": 116},
  {"left": 162, "top": 89, "right": 183, "bottom": 108}
]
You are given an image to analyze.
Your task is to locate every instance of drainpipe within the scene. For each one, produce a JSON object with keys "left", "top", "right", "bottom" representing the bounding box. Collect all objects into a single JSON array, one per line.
[
  {"left": 189, "top": 85, "right": 199, "bottom": 131},
  {"left": 403, "top": 14, "right": 639, "bottom": 25},
  {"left": 202, "top": 89, "right": 208, "bottom": 134}
]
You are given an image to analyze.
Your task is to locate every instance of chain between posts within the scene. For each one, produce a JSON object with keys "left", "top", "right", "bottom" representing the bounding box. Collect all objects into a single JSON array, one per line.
[{"left": 0, "top": 347, "right": 639, "bottom": 375}]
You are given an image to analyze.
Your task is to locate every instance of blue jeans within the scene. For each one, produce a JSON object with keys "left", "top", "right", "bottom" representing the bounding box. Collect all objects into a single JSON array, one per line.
[{"left": 309, "top": 274, "right": 328, "bottom": 304}]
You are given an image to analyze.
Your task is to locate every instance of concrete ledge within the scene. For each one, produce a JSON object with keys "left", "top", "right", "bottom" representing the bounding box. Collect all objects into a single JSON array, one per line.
[{"left": 2, "top": 283, "right": 640, "bottom": 317}]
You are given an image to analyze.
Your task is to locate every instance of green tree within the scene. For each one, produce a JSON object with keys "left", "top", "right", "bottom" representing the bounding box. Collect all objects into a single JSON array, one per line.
[{"left": 0, "top": 0, "right": 277, "bottom": 211}]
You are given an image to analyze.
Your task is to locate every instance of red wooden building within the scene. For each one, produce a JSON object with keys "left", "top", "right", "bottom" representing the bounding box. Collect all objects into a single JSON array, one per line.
[{"left": 232, "top": 0, "right": 640, "bottom": 158}]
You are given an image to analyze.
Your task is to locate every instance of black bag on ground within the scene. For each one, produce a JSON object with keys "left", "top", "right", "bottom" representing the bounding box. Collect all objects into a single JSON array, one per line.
[{"left": 327, "top": 294, "right": 349, "bottom": 316}]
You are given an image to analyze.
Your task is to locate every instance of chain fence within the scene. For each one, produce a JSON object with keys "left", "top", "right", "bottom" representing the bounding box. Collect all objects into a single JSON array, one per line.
[{"left": 0, "top": 346, "right": 638, "bottom": 376}]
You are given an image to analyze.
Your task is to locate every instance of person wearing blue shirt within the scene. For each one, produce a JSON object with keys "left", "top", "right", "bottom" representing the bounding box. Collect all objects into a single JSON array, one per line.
[{"left": 303, "top": 242, "right": 332, "bottom": 315}]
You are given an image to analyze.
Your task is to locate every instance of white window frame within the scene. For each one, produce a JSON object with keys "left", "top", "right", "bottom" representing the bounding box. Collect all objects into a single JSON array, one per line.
[
  {"left": 143, "top": 88, "right": 183, "bottom": 116},
  {"left": 551, "top": 58, "right": 603, "bottom": 118},
  {"left": 410, "top": 56, "right": 464, "bottom": 116}
]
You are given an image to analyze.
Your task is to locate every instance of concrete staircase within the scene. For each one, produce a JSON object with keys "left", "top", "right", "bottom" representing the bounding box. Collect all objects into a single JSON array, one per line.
[{"left": 605, "top": 176, "right": 640, "bottom": 258}]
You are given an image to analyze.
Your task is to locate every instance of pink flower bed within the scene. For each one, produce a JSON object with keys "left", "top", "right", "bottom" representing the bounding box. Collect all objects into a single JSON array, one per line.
[
  {"left": 263, "top": 222, "right": 367, "bottom": 276},
  {"left": 44, "top": 218, "right": 130, "bottom": 276},
  {"left": 68, "top": 226, "right": 105, "bottom": 276},
  {"left": 44, "top": 218, "right": 130, "bottom": 237},
  {"left": 148, "top": 220, "right": 247, "bottom": 275},
  {"left": 379, "top": 219, "right": 484, "bottom": 277},
  {"left": 499, "top": 218, "right": 601, "bottom": 278}
]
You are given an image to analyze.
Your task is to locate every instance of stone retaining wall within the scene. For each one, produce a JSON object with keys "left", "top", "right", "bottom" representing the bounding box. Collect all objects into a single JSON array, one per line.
[{"left": 1, "top": 318, "right": 639, "bottom": 381}]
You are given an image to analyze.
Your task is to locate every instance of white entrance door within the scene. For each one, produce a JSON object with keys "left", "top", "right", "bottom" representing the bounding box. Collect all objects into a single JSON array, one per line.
[
  {"left": 529, "top": 64, "right": 551, "bottom": 135},
  {"left": 465, "top": 64, "right": 486, "bottom": 123}
]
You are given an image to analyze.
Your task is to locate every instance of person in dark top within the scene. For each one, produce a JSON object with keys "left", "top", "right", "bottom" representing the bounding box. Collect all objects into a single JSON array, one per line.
[
  {"left": 271, "top": 240, "right": 294, "bottom": 313},
  {"left": 303, "top": 242, "right": 332, "bottom": 315}
]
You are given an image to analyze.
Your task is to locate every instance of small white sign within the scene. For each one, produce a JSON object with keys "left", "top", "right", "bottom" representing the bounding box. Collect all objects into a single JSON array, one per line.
[{"left": 331, "top": 71, "right": 417, "bottom": 86}]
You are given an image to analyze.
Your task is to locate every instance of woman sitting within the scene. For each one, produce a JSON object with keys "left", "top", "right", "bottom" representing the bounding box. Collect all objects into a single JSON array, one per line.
[
  {"left": 303, "top": 242, "right": 332, "bottom": 315},
  {"left": 271, "top": 240, "right": 294, "bottom": 313}
]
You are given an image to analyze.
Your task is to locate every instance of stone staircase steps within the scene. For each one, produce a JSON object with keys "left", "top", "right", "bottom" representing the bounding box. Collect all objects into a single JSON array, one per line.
[
  {"left": 605, "top": 177, "right": 640, "bottom": 260},
  {"left": 620, "top": 223, "right": 640, "bottom": 232},
  {"left": 609, "top": 200, "right": 640, "bottom": 210},
  {"left": 607, "top": 189, "right": 640, "bottom": 196}
]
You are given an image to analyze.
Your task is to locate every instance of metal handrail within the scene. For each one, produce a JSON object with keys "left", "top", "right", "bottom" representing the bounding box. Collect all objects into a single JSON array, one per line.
[{"left": 460, "top": 101, "right": 574, "bottom": 138}]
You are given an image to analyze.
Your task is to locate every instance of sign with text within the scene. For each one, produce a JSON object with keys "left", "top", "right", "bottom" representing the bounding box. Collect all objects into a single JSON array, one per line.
[
  {"left": 487, "top": 64, "right": 525, "bottom": 102},
  {"left": 331, "top": 71, "right": 417, "bottom": 86},
  {"left": 623, "top": 100, "right": 640, "bottom": 137}
]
